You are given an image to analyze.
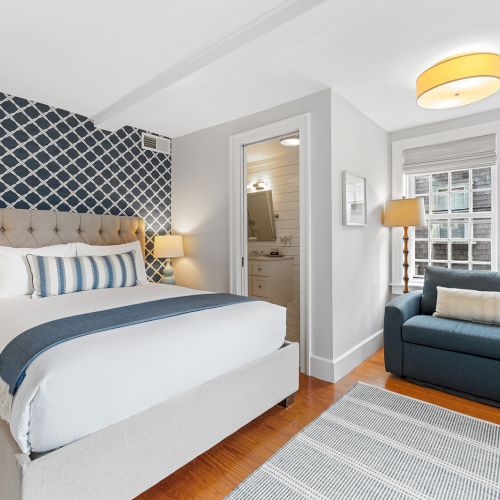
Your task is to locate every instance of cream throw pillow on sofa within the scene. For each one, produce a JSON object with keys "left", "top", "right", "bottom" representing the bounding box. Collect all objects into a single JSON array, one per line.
[{"left": 434, "top": 286, "right": 500, "bottom": 325}]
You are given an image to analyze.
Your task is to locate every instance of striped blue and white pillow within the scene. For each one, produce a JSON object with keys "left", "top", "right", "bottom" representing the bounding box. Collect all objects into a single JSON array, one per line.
[{"left": 27, "top": 251, "right": 139, "bottom": 298}]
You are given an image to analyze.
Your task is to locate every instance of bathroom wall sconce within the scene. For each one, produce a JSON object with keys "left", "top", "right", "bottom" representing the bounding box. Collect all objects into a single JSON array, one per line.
[{"left": 246, "top": 180, "right": 269, "bottom": 191}]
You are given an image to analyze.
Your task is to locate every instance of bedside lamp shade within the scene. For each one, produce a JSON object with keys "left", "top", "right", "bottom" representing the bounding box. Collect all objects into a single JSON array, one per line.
[
  {"left": 154, "top": 235, "right": 184, "bottom": 259},
  {"left": 384, "top": 198, "right": 426, "bottom": 228}
]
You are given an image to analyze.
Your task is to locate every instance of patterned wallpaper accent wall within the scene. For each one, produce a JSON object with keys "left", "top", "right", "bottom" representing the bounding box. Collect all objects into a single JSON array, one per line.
[{"left": 0, "top": 92, "right": 171, "bottom": 281}]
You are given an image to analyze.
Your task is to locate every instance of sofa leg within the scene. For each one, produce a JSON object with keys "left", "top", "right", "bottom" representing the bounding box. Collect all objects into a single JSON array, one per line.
[{"left": 278, "top": 393, "right": 296, "bottom": 408}]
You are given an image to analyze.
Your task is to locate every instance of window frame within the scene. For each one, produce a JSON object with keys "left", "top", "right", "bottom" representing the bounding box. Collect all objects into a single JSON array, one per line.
[
  {"left": 406, "top": 167, "right": 494, "bottom": 279},
  {"left": 391, "top": 122, "right": 500, "bottom": 295}
]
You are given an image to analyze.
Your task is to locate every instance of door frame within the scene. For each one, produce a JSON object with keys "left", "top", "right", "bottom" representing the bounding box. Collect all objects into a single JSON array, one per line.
[{"left": 229, "top": 114, "right": 311, "bottom": 373}]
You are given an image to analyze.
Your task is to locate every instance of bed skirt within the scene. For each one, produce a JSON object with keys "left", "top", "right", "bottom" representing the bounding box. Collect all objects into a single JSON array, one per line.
[{"left": 0, "top": 341, "right": 299, "bottom": 500}]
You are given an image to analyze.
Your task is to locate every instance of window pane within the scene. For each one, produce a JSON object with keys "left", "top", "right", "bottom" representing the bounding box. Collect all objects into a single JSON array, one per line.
[
  {"left": 414, "top": 261, "right": 428, "bottom": 277},
  {"left": 472, "top": 241, "right": 491, "bottom": 262},
  {"left": 432, "top": 192, "right": 448, "bottom": 213},
  {"left": 451, "top": 242, "right": 468, "bottom": 261},
  {"left": 472, "top": 190, "right": 491, "bottom": 212},
  {"left": 451, "top": 170, "right": 469, "bottom": 188},
  {"left": 451, "top": 263, "right": 469, "bottom": 270},
  {"left": 432, "top": 172, "right": 448, "bottom": 192},
  {"left": 472, "top": 167, "right": 491, "bottom": 190},
  {"left": 415, "top": 225, "right": 428, "bottom": 239},
  {"left": 431, "top": 262, "right": 448, "bottom": 268},
  {"left": 430, "top": 220, "right": 448, "bottom": 239},
  {"left": 431, "top": 242, "right": 448, "bottom": 260},
  {"left": 415, "top": 241, "right": 428, "bottom": 260},
  {"left": 418, "top": 195, "right": 429, "bottom": 215},
  {"left": 450, "top": 219, "right": 468, "bottom": 239},
  {"left": 472, "top": 218, "right": 491, "bottom": 239},
  {"left": 415, "top": 174, "right": 430, "bottom": 195},
  {"left": 451, "top": 190, "right": 469, "bottom": 212},
  {"left": 472, "top": 264, "right": 492, "bottom": 271}
]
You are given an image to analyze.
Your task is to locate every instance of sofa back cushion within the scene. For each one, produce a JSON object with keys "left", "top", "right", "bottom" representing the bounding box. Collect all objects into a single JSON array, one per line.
[{"left": 421, "top": 267, "right": 500, "bottom": 315}]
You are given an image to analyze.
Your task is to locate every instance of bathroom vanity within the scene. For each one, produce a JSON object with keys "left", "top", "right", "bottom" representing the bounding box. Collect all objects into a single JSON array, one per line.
[{"left": 248, "top": 256, "right": 293, "bottom": 306}]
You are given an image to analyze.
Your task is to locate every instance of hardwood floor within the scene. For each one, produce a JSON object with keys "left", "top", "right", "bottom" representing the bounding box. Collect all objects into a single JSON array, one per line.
[{"left": 138, "top": 348, "right": 500, "bottom": 499}]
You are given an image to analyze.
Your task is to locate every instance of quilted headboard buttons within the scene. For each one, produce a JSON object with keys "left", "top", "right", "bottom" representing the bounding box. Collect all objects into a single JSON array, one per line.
[{"left": 28, "top": 228, "right": 32, "bottom": 232}]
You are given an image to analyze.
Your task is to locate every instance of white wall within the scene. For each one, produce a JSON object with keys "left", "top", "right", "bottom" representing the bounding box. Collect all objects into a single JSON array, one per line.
[
  {"left": 172, "top": 89, "right": 334, "bottom": 364},
  {"left": 330, "top": 91, "right": 390, "bottom": 380}
]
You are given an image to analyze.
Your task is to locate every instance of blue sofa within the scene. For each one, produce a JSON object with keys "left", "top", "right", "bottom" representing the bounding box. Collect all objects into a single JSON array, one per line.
[{"left": 384, "top": 267, "right": 500, "bottom": 406}]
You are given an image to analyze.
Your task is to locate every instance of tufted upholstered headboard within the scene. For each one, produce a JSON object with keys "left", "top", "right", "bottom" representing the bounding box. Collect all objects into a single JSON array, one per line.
[{"left": 0, "top": 208, "right": 145, "bottom": 256}]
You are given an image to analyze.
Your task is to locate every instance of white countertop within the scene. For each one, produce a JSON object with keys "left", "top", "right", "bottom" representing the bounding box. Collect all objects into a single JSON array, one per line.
[{"left": 248, "top": 255, "right": 293, "bottom": 261}]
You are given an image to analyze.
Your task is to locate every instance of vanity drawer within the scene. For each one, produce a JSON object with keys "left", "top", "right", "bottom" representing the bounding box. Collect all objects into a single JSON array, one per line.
[
  {"left": 253, "top": 262, "right": 269, "bottom": 277},
  {"left": 252, "top": 277, "right": 269, "bottom": 298}
]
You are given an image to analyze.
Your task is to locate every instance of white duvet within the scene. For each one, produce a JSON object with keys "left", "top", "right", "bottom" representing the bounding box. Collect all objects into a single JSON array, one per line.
[{"left": 0, "top": 284, "right": 285, "bottom": 454}]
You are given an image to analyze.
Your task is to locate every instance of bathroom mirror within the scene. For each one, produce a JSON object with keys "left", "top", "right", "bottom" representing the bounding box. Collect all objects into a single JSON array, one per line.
[{"left": 248, "top": 190, "right": 276, "bottom": 241}]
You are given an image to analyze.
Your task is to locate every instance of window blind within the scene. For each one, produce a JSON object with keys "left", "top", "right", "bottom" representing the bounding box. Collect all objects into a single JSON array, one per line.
[{"left": 402, "top": 134, "right": 497, "bottom": 174}]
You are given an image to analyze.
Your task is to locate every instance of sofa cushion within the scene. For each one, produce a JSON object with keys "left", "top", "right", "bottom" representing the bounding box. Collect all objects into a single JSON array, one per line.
[
  {"left": 402, "top": 315, "right": 500, "bottom": 360},
  {"left": 421, "top": 267, "right": 500, "bottom": 315}
]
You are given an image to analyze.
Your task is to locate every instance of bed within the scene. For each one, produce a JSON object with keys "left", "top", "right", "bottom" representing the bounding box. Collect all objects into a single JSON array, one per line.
[{"left": 0, "top": 208, "right": 299, "bottom": 500}]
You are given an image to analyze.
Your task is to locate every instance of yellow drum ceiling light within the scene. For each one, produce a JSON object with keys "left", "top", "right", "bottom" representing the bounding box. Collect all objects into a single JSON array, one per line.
[{"left": 416, "top": 52, "right": 500, "bottom": 109}]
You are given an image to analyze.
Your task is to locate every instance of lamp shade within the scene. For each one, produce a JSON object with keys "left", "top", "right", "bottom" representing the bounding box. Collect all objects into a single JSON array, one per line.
[
  {"left": 154, "top": 235, "right": 184, "bottom": 258},
  {"left": 384, "top": 198, "right": 426, "bottom": 228},
  {"left": 416, "top": 53, "right": 500, "bottom": 109}
]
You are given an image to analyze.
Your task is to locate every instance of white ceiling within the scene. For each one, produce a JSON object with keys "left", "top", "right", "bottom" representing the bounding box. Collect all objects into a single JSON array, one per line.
[
  {"left": 2, "top": 0, "right": 500, "bottom": 137},
  {"left": 246, "top": 137, "right": 299, "bottom": 163}
]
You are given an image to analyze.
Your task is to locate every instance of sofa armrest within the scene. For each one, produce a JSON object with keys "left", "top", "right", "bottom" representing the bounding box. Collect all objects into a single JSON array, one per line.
[{"left": 383, "top": 291, "right": 422, "bottom": 375}]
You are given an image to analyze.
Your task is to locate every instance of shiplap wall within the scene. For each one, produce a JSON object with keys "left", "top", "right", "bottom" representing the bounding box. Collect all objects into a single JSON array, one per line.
[{"left": 247, "top": 151, "right": 299, "bottom": 306}]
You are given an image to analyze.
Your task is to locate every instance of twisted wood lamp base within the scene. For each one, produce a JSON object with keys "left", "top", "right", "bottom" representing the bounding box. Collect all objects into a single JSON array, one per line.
[{"left": 403, "top": 226, "right": 409, "bottom": 294}]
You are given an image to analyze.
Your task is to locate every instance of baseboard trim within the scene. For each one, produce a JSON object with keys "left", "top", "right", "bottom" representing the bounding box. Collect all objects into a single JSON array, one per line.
[
  {"left": 309, "top": 354, "right": 335, "bottom": 383},
  {"left": 309, "top": 330, "right": 384, "bottom": 384},
  {"left": 332, "top": 329, "right": 384, "bottom": 382}
]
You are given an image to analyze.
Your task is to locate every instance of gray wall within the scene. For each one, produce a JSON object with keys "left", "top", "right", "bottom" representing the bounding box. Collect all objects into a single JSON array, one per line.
[
  {"left": 172, "top": 89, "right": 334, "bottom": 362},
  {"left": 389, "top": 108, "right": 500, "bottom": 142},
  {"left": 330, "top": 92, "right": 390, "bottom": 360}
]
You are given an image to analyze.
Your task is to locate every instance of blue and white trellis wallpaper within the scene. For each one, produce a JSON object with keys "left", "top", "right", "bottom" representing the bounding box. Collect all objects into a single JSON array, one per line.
[{"left": 0, "top": 91, "right": 172, "bottom": 281}]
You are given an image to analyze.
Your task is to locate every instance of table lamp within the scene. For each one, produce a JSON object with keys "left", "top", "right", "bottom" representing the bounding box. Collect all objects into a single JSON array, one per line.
[
  {"left": 153, "top": 234, "right": 184, "bottom": 285},
  {"left": 384, "top": 197, "right": 426, "bottom": 293}
]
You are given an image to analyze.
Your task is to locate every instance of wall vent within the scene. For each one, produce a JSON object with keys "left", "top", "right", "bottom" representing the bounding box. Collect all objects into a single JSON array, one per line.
[{"left": 141, "top": 133, "right": 171, "bottom": 155}]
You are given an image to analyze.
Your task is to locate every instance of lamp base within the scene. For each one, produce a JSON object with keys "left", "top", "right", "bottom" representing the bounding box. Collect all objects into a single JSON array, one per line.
[
  {"left": 160, "top": 259, "right": 176, "bottom": 285},
  {"left": 403, "top": 226, "right": 409, "bottom": 294}
]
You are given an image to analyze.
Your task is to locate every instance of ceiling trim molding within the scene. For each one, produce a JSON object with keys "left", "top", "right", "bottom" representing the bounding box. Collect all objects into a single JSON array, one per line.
[{"left": 91, "top": 0, "right": 327, "bottom": 128}]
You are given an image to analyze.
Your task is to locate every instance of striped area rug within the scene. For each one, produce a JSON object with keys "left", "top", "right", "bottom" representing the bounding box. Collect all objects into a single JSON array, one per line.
[{"left": 227, "top": 383, "right": 500, "bottom": 499}]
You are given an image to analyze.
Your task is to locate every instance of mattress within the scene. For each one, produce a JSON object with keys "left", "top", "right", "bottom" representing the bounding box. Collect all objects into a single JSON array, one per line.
[{"left": 0, "top": 283, "right": 285, "bottom": 454}]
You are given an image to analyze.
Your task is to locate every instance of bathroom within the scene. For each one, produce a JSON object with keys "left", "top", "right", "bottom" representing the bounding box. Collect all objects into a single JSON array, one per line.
[{"left": 245, "top": 135, "right": 300, "bottom": 343}]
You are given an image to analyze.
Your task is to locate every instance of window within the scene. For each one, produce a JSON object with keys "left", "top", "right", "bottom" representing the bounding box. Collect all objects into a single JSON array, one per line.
[{"left": 406, "top": 166, "right": 494, "bottom": 278}]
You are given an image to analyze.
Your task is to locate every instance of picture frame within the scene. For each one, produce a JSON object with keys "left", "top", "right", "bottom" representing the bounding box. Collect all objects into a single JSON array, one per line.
[{"left": 342, "top": 170, "right": 367, "bottom": 226}]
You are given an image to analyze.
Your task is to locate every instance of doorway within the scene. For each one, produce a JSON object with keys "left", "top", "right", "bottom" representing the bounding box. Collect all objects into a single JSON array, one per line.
[
  {"left": 229, "top": 114, "right": 310, "bottom": 373},
  {"left": 245, "top": 137, "right": 300, "bottom": 343}
]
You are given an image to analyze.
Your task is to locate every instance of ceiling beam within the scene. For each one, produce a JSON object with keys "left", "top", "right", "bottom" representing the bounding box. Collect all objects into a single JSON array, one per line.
[{"left": 92, "top": 0, "right": 328, "bottom": 127}]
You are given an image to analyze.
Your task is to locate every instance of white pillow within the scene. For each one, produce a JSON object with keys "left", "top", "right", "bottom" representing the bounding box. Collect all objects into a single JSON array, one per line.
[
  {"left": 75, "top": 241, "right": 148, "bottom": 284},
  {"left": 0, "top": 243, "right": 77, "bottom": 297},
  {"left": 434, "top": 286, "right": 500, "bottom": 325}
]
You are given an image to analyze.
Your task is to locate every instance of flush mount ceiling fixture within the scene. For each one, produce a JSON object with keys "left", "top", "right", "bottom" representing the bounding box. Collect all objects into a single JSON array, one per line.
[
  {"left": 416, "top": 52, "right": 500, "bottom": 109},
  {"left": 280, "top": 134, "right": 300, "bottom": 146}
]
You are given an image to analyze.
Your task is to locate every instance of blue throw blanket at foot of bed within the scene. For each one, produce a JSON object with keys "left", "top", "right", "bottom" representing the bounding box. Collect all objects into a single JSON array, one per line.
[{"left": 0, "top": 293, "right": 254, "bottom": 400}]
